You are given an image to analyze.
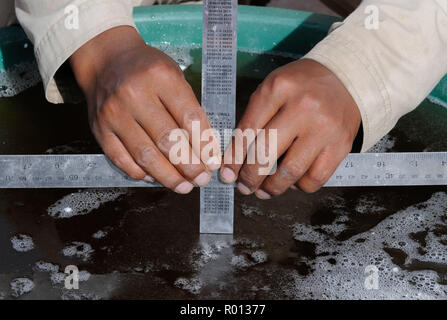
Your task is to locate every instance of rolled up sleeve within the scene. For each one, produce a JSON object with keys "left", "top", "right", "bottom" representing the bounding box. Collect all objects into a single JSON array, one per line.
[
  {"left": 304, "top": 0, "right": 447, "bottom": 151},
  {"left": 15, "top": 0, "right": 136, "bottom": 103}
]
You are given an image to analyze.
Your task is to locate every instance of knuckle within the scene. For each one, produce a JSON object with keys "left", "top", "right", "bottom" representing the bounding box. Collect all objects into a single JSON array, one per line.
[
  {"left": 265, "top": 73, "right": 293, "bottom": 95},
  {"left": 238, "top": 168, "right": 259, "bottom": 190},
  {"left": 302, "top": 186, "right": 318, "bottom": 194},
  {"left": 184, "top": 164, "right": 204, "bottom": 179},
  {"left": 127, "top": 172, "right": 144, "bottom": 180},
  {"left": 148, "top": 60, "right": 182, "bottom": 82},
  {"left": 298, "top": 92, "right": 323, "bottom": 113},
  {"left": 314, "top": 113, "right": 335, "bottom": 129},
  {"left": 280, "top": 160, "right": 306, "bottom": 179},
  {"left": 109, "top": 155, "right": 128, "bottom": 170},
  {"left": 254, "top": 82, "right": 270, "bottom": 98},
  {"left": 109, "top": 155, "right": 144, "bottom": 180},
  {"left": 264, "top": 185, "right": 283, "bottom": 197},
  {"left": 155, "top": 128, "right": 174, "bottom": 154},
  {"left": 295, "top": 92, "right": 341, "bottom": 132},
  {"left": 307, "top": 168, "right": 328, "bottom": 187},
  {"left": 270, "top": 74, "right": 294, "bottom": 93},
  {"left": 298, "top": 180, "right": 320, "bottom": 194},
  {"left": 99, "top": 100, "right": 121, "bottom": 122},
  {"left": 115, "top": 80, "right": 138, "bottom": 99},
  {"left": 247, "top": 89, "right": 262, "bottom": 108},
  {"left": 135, "top": 145, "right": 158, "bottom": 169},
  {"left": 183, "top": 108, "right": 204, "bottom": 129}
]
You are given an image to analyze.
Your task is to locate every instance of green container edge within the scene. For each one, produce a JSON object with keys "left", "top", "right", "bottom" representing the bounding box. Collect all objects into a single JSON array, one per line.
[{"left": 0, "top": 4, "right": 446, "bottom": 105}]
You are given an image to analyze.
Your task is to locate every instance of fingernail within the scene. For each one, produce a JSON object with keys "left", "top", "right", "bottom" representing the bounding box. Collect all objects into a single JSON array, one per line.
[
  {"left": 175, "top": 181, "right": 194, "bottom": 194},
  {"left": 255, "top": 189, "right": 271, "bottom": 200},
  {"left": 221, "top": 168, "right": 236, "bottom": 183},
  {"left": 290, "top": 185, "right": 298, "bottom": 190},
  {"left": 207, "top": 156, "right": 221, "bottom": 171},
  {"left": 144, "top": 175, "right": 155, "bottom": 183},
  {"left": 237, "top": 182, "right": 252, "bottom": 195},
  {"left": 194, "top": 172, "right": 211, "bottom": 187}
]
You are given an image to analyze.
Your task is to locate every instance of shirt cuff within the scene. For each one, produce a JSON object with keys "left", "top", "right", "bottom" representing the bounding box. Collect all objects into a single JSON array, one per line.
[
  {"left": 33, "top": 0, "right": 136, "bottom": 104},
  {"left": 304, "top": 28, "right": 392, "bottom": 153}
]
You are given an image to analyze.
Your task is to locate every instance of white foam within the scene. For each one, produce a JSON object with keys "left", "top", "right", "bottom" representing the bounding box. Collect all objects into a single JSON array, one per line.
[
  {"left": 10, "top": 278, "right": 34, "bottom": 298},
  {"left": 250, "top": 285, "right": 271, "bottom": 292},
  {"left": 47, "top": 188, "right": 127, "bottom": 219},
  {"left": 191, "top": 238, "right": 230, "bottom": 269},
  {"left": 231, "top": 237, "right": 263, "bottom": 249},
  {"left": 231, "top": 255, "right": 252, "bottom": 269},
  {"left": 174, "top": 277, "right": 203, "bottom": 295},
  {"left": 61, "top": 291, "right": 100, "bottom": 300},
  {"left": 92, "top": 230, "right": 108, "bottom": 239},
  {"left": 241, "top": 204, "right": 263, "bottom": 217},
  {"left": 34, "top": 261, "right": 59, "bottom": 273},
  {"left": 50, "top": 270, "right": 91, "bottom": 285},
  {"left": 355, "top": 194, "right": 386, "bottom": 214},
  {"left": 368, "top": 134, "right": 396, "bottom": 153},
  {"left": 0, "top": 62, "right": 41, "bottom": 97},
  {"left": 62, "top": 242, "right": 94, "bottom": 262},
  {"left": 10, "top": 234, "right": 35, "bottom": 252},
  {"left": 50, "top": 272, "right": 65, "bottom": 285},
  {"left": 231, "top": 251, "right": 268, "bottom": 270},
  {"left": 284, "top": 192, "right": 447, "bottom": 299},
  {"left": 251, "top": 251, "right": 268, "bottom": 264}
]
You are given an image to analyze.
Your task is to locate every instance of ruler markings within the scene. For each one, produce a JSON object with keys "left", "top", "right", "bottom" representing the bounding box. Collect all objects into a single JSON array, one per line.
[
  {"left": 200, "top": 0, "right": 238, "bottom": 234},
  {"left": 1, "top": 153, "right": 447, "bottom": 188}
]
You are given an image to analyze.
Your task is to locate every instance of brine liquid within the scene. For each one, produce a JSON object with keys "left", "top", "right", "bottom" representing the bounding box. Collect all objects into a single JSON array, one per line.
[{"left": 0, "top": 48, "right": 446, "bottom": 299}]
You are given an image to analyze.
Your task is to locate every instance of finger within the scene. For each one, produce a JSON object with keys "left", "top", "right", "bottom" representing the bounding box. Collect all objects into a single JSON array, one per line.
[
  {"left": 256, "top": 135, "right": 325, "bottom": 199},
  {"left": 158, "top": 77, "right": 221, "bottom": 171},
  {"left": 97, "top": 130, "right": 153, "bottom": 183},
  {"left": 296, "top": 143, "right": 351, "bottom": 193},
  {"left": 111, "top": 114, "right": 194, "bottom": 194},
  {"left": 236, "top": 106, "right": 300, "bottom": 195},
  {"left": 220, "top": 82, "right": 286, "bottom": 183},
  {"left": 132, "top": 98, "right": 211, "bottom": 187}
]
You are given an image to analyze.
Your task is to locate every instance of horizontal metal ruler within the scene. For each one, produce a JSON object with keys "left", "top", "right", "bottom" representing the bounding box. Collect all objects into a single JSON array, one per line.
[{"left": 1, "top": 153, "right": 447, "bottom": 188}]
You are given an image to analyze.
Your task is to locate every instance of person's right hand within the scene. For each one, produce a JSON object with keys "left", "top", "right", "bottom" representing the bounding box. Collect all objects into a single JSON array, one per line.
[{"left": 70, "top": 26, "right": 221, "bottom": 194}]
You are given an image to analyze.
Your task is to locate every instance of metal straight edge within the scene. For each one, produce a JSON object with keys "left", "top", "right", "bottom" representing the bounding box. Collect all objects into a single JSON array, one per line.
[
  {"left": 199, "top": 0, "right": 238, "bottom": 234},
  {"left": 2, "top": 153, "right": 447, "bottom": 188}
]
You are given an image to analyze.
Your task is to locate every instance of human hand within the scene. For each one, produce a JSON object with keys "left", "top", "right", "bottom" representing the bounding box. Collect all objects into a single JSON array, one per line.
[
  {"left": 70, "top": 26, "right": 220, "bottom": 194},
  {"left": 220, "top": 59, "right": 361, "bottom": 199}
]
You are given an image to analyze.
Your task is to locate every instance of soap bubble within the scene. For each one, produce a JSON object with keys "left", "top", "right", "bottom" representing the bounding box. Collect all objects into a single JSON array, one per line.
[
  {"left": 47, "top": 188, "right": 127, "bottom": 219},
  {"left": 10, "top": 278, "right": 34, "bottom": 298},
  {"left": 0, "top": 62, "right": 41, "bottom": 97}
]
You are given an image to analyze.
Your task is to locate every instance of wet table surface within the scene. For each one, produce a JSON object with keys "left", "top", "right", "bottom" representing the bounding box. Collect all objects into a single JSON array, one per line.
[{"left": 0, "top": 50, "right": 446, "bottom": 300}]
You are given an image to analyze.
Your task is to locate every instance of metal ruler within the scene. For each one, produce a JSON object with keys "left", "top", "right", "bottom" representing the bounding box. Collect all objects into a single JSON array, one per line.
[
  {"left": 325, "top": 152, "right": 447, "bottom": 187},
  {"left": 200, "top": 0, "right": 238, "bottom": 234},
  {"left": 2, "top": 153, "right": 447, "bottom": 188}
]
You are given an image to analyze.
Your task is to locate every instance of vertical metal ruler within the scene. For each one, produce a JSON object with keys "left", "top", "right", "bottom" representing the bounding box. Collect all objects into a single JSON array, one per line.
[{"left": 200, "top": 0, "right": 238, "bottom": 234}]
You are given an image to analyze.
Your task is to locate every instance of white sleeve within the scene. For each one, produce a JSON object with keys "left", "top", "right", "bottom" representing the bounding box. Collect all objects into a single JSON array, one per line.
[
  {"left": 15, "top": 0, "right": 137, "bottom": 103},
  {"left": 304, "top": 0, "right": 447, "bottom": 151}
]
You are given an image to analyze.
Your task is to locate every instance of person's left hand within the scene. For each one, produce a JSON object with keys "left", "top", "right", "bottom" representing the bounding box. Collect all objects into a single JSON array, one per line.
[{"left": 219, "top": 59, "right": 362, "bottom": 199}]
